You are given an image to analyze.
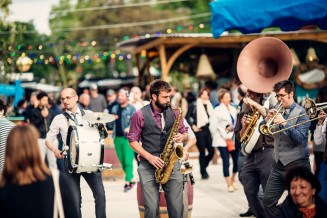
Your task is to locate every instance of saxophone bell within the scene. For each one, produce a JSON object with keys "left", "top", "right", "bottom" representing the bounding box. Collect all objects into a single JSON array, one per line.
[{"left": 174, "top": 142, "right": 186, "bottom": 160}]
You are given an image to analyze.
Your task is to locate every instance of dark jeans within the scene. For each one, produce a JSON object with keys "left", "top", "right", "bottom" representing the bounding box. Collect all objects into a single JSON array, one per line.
[
  {"left": 218, "top": 146, "right": 239, "bottom": 177},
  {"left": 242, "top": 148, "right": 274, "bottom": 218},
  {"left": 238, "top": 151, "right": 264, "bottom": 213},
  {"left": 314, "top": 151, "right": 324, "bottom": 177},
  {"left": 195, "top": 129, "right": 214, "bottom": 176},
  {"left": 263, "top": 159, "right": 310, "bottom": 217},
  {"left": 64, "top": 160, "right": 106, "bottom": 218},
  {"left": 237, "top": 152, "right": 246, "bottom": 184},
  {"left": 57, "top": 135, "right": 64, "bottom": 172}
]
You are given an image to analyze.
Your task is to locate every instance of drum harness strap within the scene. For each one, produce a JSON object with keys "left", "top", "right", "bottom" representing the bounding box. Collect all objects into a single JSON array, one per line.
[
  {"left": 62, "top": 104, "right": 86, "bottom": 127},
  {"left": 62, "top": 104, "right": 108, "bottom": 139}
]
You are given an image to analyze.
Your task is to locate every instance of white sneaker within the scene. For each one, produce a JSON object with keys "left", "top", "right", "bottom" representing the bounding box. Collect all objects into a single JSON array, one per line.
[
  {"left": 228, "top": 186, "right": 234, "bottom": 192},
  {"left": 232, "top": 182, "right": 238, "bottom": 190}
]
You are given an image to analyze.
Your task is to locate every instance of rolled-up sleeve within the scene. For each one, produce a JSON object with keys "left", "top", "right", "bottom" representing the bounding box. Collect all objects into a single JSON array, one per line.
[
  {"left": 46, "top": 116, "right": 61, "bottom": 144},
  {"left": 314, "top": 118, "right": 327, "bottom": 146},
  {"left": 127, "top": 110, "right": 144, "bottom": 143},
  {"left": 176, "top": 112, "right": 188, "bottom": 134}
]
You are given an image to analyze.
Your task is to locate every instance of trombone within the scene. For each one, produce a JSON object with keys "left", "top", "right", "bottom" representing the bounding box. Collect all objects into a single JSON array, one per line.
[{"left": 260, "top": 98, "right": 327, "bottom": 135}]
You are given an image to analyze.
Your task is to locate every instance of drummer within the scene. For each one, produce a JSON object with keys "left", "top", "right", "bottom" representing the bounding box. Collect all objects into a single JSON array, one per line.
[{"left": 45, "top": 88, "right": 107, "bottom": 218}]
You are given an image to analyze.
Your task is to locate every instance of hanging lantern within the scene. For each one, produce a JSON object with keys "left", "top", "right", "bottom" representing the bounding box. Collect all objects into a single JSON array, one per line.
[{"left": 195, "top": 54, "right": 216, "bottom": 80}]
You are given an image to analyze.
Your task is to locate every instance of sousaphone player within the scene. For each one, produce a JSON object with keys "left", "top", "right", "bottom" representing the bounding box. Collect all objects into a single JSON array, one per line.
[{"left": 235, "top": 37, "right": 292, "bottom": 218}]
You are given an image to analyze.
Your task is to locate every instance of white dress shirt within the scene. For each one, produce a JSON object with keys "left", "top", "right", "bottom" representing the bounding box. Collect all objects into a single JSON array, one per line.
[
  {"left": 46, "top": 107, "right": 90, "bottom": 145},
  {"left": 314, "top": 118, "right": 327, "bottom": 147}
]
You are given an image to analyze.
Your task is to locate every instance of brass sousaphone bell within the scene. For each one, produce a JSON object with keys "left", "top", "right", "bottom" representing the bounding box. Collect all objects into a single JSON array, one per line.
[
  {"left": 237, "top": 37, "right": 293, "bottom": 155},
  {"left": 237, "top": 37, "right": 293, "bottom": 93}
]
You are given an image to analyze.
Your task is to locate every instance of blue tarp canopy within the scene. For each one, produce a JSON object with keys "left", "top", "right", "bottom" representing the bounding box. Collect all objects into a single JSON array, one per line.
[{"left": 210, "top": 0, "right": 327, "bottom": 39}]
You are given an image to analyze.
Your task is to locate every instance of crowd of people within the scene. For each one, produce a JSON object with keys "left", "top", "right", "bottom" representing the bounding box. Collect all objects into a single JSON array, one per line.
[{"left": 0, "top": 77, "right": 326, "bottom": 218}]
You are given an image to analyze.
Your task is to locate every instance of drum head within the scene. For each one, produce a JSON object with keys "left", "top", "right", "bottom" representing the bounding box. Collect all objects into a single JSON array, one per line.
[{"left": 67, "top": 126, "right": 79, "bottom": 173}]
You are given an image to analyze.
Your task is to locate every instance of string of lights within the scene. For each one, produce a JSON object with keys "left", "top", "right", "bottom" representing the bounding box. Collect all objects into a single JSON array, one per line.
[
  {"left": 1, "top": 21, "right": 211, "bottom": 66},
  {"left": 0, "top": 20, "right": 211, "bottom": 50},
  {"left": 52, "top": 0, "right": 190, "bottom": 14}
]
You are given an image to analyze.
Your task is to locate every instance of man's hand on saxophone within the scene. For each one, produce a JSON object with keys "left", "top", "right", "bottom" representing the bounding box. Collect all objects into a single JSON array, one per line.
[{"left": 148, "top": 155, "right": 164, "bottom": 169}]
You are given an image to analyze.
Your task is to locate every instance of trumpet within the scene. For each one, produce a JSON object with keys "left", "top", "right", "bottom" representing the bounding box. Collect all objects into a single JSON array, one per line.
[
  {"left": 259, "top": 102, "right": 284, "bottom": 135},
  {"left": 260, "top": 98, "right": 327, "bottom": 135}
]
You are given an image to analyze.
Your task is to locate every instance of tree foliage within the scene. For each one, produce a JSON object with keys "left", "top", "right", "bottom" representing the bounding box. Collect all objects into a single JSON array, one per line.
[{"left": 1, "top": 0, "right": 212, "bottom": 86}]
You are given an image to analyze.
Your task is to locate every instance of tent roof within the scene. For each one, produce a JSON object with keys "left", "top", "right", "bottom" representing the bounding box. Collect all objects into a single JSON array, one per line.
[{"left": 209, "top": 0, "right": 327, "bottom": 38}]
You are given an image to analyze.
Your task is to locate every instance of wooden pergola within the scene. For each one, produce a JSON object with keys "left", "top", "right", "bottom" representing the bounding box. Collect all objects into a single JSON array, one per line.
[{"left": 117, "top": 30, "right": 327, "bottom": 87}]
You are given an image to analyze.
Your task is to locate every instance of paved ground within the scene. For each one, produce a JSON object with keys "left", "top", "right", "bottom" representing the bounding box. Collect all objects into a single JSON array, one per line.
[{"left": 79, "top": 155, "right": 293, "bottom": 218}]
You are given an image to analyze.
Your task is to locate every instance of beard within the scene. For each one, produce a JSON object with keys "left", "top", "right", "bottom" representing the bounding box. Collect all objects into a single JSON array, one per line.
[{"left": 155, "top": 99, "right": 170, "bottom": 111}]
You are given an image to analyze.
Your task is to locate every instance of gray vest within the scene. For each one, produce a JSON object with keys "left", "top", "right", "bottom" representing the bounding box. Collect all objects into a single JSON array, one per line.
[
  {"left": 140, "top": 105, "right": 175, "bottom": 156},
  {"left": 274, "top": 105, "right": 307, "bottom": 166}
]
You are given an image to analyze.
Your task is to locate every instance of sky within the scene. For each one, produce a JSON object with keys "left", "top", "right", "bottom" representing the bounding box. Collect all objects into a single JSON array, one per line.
[{"left": 7, "top": 0, "right": 60, "bottom": 35}]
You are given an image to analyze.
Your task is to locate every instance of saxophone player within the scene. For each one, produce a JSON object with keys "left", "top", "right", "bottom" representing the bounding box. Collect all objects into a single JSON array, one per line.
[
  {"left": 234, "top": 89, "right": 275, "bottom": 218},
  {"left": 127, "top": 79, "right": 188, "bottom": 218}
]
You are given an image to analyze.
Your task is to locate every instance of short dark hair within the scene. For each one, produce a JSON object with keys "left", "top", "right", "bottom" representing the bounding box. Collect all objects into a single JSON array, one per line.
[
  {"left": 284, "top": 165, "right": 321, "bottom": 194},
  {"left": 37, "top": 92, "right": 48, "bottom": 100},
  {"left": 238, "top": 85, "right": 247, "bottom": 98},
  {"left": 149, "top": 79, "right": 171, "bottom": 98},
  {"left": 0, "top": 99, "right": 7, "bottom": 115},
  {"left": 17, "top": 99, "right": 26, "bottom": 108},
  {"left": 273, "top": 80, "right": 294, "bottom": 94}
]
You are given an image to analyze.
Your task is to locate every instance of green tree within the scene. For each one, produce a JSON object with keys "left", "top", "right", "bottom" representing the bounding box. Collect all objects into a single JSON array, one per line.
[{"left": 0, "top": 20, "right": 54, "bottom": 83}]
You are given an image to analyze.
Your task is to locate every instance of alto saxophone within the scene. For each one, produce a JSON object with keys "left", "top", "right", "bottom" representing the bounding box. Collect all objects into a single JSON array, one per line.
[
  {"left": 240, "top": 105, "right": 263, "bottom": 155},
  {"left": 240, "top": 105, "right": 261, "bottom": 144},
  {"left": 155, "top": 106, "right": 186, "bottom": 184}
]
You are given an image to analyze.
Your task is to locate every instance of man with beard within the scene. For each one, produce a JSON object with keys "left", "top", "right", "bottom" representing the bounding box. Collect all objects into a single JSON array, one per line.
[
  {"left": 235, "top": 89, "right": 275, "bottom": 218},
  {"left": 261, "top": 80, "right": 311, "bottom": 217},
  {"left": 127, "top": 80, "right": 188, "bottom": 218}
]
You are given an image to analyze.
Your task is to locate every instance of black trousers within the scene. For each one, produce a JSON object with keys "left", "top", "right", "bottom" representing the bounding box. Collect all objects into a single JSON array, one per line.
[
  {"left": 242, "top": 147, "right": 274, "bottom": 218},
  {"left": 64, "top": 159, "right": 106, "bottom": 218},
  {"left": 314, "top": 151, "right": 324, "bottom": 177},
  {"left": 195, "top": 128, "right": 214, "bottom": 176}
]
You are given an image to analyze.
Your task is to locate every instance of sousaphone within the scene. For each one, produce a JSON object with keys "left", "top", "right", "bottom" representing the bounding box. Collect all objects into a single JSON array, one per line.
[
  {"left": 237, "top": 37, "right": 293, "bottom": 155},
  {"left": 237, "top": 37, "right": 293, "bottom": 93}
]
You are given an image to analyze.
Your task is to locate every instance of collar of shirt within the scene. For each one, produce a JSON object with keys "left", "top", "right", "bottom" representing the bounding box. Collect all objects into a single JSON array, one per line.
[
  {"left": 149, "top": 101, "right": 165, "bottom": 118},
  {"left": 65, "top": 107, "right": 81, "bottom": 117},
  {"left": 284, "top": 102, "right": 296, "bottom": 116}
]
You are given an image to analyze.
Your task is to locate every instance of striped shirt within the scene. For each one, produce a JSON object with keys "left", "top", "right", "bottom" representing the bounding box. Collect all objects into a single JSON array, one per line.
[{"left": 0, "top": 117, "right": 15, "bottom": 174}]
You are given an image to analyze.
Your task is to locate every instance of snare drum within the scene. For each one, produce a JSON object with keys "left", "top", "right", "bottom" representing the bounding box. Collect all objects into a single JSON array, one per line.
[{"left": 66, "top": 125, "right": 104, "bottom": 173}]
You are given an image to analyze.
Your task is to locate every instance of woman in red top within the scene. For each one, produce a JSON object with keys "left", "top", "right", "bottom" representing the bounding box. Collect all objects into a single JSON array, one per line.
[{"left": 274, "top": 165, "right": 327, "bottom": 218}]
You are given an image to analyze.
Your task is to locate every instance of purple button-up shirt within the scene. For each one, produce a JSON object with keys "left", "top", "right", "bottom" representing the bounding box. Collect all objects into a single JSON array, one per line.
[{"left": 127, "top": 104, "right": 187, "bottom": 143}]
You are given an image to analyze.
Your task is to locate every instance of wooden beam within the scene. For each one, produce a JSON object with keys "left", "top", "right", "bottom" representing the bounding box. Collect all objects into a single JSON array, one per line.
[
  {"left": 135, "top": 53, "right": 142, "bottom": 87},
  {"left": 158, "top": 44, "right": 168, "bottom": 82},
  {"left": 165, "top": 43, "right": 243, "bottom": 48},
  {"left": 166, "top": 43, "right": 199, "bottom": 76},
  {"left": 133, "top": 38, "right": 165, "bottom": 54},
  {"left": 160, "top": 31, "right": 327, "bottom": 45}
]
